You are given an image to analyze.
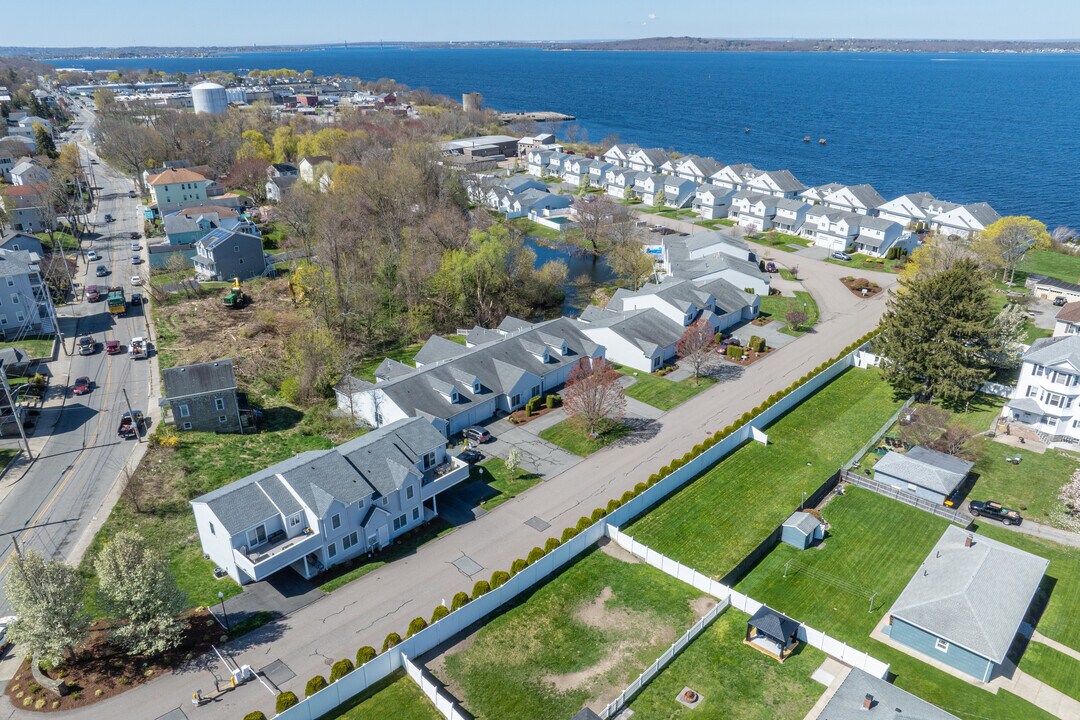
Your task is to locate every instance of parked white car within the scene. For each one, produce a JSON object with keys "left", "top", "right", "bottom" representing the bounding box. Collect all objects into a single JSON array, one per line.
[{"left": 131, "top": 276, "right": 142, "bottom": 286}]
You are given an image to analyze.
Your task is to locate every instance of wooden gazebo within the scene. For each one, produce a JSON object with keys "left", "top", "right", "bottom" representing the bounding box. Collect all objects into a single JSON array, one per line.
[{"left": 745, "top": 605, "right": 801, "bottom": 662}]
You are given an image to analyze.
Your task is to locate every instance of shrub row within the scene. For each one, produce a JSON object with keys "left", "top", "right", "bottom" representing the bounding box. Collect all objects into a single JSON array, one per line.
[{"left": 250, "top": 332, "right": 880, "bottom": 720}]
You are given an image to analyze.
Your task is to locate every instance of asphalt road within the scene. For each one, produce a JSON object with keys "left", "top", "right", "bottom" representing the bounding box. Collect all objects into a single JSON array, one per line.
[{"left": 0, "top": 101, "right": 155, "bottom": 615}]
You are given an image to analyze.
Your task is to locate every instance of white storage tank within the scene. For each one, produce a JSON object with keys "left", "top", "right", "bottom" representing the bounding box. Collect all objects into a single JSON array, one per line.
[{"left": 192, "top": 82, "right": 228, "bottom": 114}]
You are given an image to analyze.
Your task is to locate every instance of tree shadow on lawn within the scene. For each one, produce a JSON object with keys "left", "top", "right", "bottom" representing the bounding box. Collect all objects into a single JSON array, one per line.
[{"left": 260, "top": 405, "right": 304, "bottom": 432}]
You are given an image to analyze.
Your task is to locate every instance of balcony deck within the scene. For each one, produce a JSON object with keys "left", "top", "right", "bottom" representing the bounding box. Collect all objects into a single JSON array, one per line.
[{"left": 233, "top": 530, "right": 321, "bottom": 582}]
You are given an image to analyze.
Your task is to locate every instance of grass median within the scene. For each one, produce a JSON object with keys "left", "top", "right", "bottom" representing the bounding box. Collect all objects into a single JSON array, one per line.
[
  {"left": 615, "top": 364, "right": 716, "bottom": 411},
  {"left": 539, "top": 418, "right": 633, "bottom": 456}
]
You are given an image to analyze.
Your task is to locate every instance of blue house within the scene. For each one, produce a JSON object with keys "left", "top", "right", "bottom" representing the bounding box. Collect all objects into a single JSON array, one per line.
[
  {"left": 886, "top": 526, "right": 1048, "bottom": 683},
  {"left": 781, "top": 511, "right": 823, "bottom": 550}
]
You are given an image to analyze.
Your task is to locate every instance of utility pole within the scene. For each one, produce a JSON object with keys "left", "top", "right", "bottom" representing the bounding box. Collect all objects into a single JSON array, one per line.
[
  {"left": 121, "top": 387, "right": 143, "bottom": 443},
  {"left": 0, "top": 362, "right": 33, "bottom": 460}
]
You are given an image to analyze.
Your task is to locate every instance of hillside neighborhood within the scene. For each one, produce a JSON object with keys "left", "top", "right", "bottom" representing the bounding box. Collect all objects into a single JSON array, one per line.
[{"left": 0, "top": 49, "right": 1078, "bottom": 720}]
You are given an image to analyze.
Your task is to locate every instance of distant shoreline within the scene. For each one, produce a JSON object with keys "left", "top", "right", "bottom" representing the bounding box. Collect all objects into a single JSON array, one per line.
[{"left": 12, "top": 37, "right": 1080, "bottom": 61}]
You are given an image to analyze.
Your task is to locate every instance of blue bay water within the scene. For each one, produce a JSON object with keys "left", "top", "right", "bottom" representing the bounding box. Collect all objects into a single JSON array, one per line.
[{"left": 71, "top": 48, "right": 1080, "bottom": 227}]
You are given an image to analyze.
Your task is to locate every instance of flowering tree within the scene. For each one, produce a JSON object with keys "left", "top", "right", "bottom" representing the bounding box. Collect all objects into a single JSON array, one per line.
[
  {"left": 676, "top": 318, "right": 717, "bottom": 384},
  {"left": 562, "top": 360, "right": 626, "bottom": 437},
  {"left": 5, "top": 550, "right": 89, "bottom": 664}
]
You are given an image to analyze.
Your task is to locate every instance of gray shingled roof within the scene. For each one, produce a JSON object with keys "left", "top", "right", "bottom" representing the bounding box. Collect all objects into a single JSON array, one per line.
[
  {"left": 755, "top": 169, "right": 806, "bottom": 193},
  {"left": 192, "top": 418, "right": 445, "bottom": 534},
  {"left": 675, "top": 229, "right": 749, "bottom": 255},
  {"left": 818, "top": 668, "right": 959, "bottom": 720},
  {"left": 414, "top": 335, "right": 468, "bottom": 366},
  {"left": 783, "top": 511, "right": 821, "bottom": 537},
  {"left": 1005, "top": 397, "right": 1043, "bottom": 415},
  {"left": 577, "top": 308, "right": 682, "bottom": 355},
  {"left": 874, "top": 447, "right": 972, "bottom": 495},
  {"left": 748, "top": 605, "right": 799, "bottom": 642},
  {"left": 889, "top": 525, "right": 1048, "bottom": 662},
  {"left": 375, "top": 358, "right": 416, "bottom": 382},
  {"left": 162, "top": 359, "right": 237, "bottom": 400},
  {"left": 962, "top": 202, "right": 1001, "bottom": 226},
  {"left": 1023, "top": 334, "right": 1080, "bottom": 368},
  {"left": 830, "top": 184, "right": 886, "bottom": 209}
]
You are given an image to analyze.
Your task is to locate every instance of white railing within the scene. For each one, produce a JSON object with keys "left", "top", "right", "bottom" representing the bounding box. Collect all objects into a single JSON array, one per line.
[
  {"left": 606, "top": 525, "right": 891, "bottom": 681},
  {"left": 598, "top": 597, "right": 728, "bottom": 719},
  {"left": 402, "top": 654, "right": 471, "bottom": 720},
  {"left": 840, "top": 470, "right": 970, "bottom": 525}
]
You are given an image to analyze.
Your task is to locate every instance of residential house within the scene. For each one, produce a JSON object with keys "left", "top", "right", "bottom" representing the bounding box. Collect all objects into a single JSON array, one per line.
[
  {"left": 526, "top": 149, "right": 555, "bottom": 177},
  {"left": 598, "top": 274, "right": 757, "bottom": 340},
  {"left": 671, "top": 156, "right": 723, "bottom": 184},
  {"left": 517, "top": 133, "right": 561, "bottom": 157},
  {"left": 817, "top": 669, "right": 960, "bottom": 720},
  {"left": 930, "top": 202, "right": 1000, "bottom": 238},
  {"left": 801, "top": 207, "right": 861, "bottom": 252},
  {"left": 606, "top": 167, "right": 642, "bottom": 200},
  {"left": 1002, "top": 334, "right": 1080, "bottom": 445},
  {"left": 0, "top": 232, "right": 45, "bottom": 258},
  {"left": 266, "top": 162, "right": 299, "bottom": 180},
  {"left": 561, "top": 156, "right": 591, "bottom": 187},
  {"left": 886, "top": 526, "right": 1047, "bottom": 682},
  {"left": 873, "top": 446, "right": 973, "bottom": 505},
  {"left": 822, "top": 184, "right": 886, "bottom": 215},
  {"left": 10, "top": 159, "right": 49, "bottom": 187},
  {"left": 2, "top": 184, "right": 51, "bottom": 233},
  {"left": 335, "top": 318, "right": 605, "bottom": 437},
  {"left": 626, "top": 148, "right": 670, "bottom": 175},
  {"left": 575, "top": 306, "right": 682, "bottom": 373},
  {"left": 662, "top": 233, "right": 770, "bottom": 295},
  {"left": 0, "top": 149, "right": 14, "bottom": 183},
  {"left": 162, "top": 205, "right": 245, "bottom": 245},
  {"left": 1032, "top": 276, "right": 1080, "bottom": 305},
  {"left": 853, "top": 216, "right": 909, "bottom": 257},
  {"left": 265, "top": 174, "right": 299, "bottom": 203},
  {"left": 192, "top": 227, "right": 268, "bottom": 281},
  {"left": 160, "top": 359, "right": 254, "bottom": 433},
  {"left": 586, "top": 159, "right": 612, "bottom": 188},
  {"left": 547, "top": 151, "right": 572, "bottom": 178},
  {"left": 190, "top": 417, "right": 469, "bottom": 585},
  {"left": 661, "top": 176, "right": 697, "bottom": 209},
  {"left": 1053, "top": 302, "right": 1080, "bottom": 337},
  {"left": 0, "top": 248, "right": 56, "bottom": 338},
  {"left": 147, "top": 168, "right": 210, "bottom": 216},
  {"left": 876, "top": 192, "right": 941, "bottom": 229},
  {"left": 710, "top": 163, "right": 761, "bottom": 192},
  {"left": 504, "top": 189, "right": 571, "bottom": 219},
  {"left": 730, "top": 191, "right": 777, "bottom": 232},
  {"left": 772, "top": 199, "right": 810, "bottom": 234},
  {"left": 799, "top": 182, "right": 845, "bottom": 206},
  {"left": 637, "top": 174, "right": 667, "bottom": 207},
  {"left": 692, "top": 184, "right": 735, "bottom": 220},
  {"left": 745, "top": 170, "right": 806, "bottom": 199},
  {"left": 7, "top": 116, "right": 53, "bottom": 143},
  {"left": 602, "top": 143, "right": 640, "bottom": 168},
  {"left": 298, "top": 156, "right": 335, "bottom": 187}
]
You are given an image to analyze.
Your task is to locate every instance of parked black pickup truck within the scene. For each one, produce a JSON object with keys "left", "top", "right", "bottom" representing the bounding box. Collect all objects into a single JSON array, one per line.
[{"left": 969, "top": 500, "right": 1023, "bottom": 526}]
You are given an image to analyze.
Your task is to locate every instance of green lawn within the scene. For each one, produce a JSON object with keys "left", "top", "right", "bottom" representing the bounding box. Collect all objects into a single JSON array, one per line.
[
  {"left": 626, "top": 368, "right": 904, "bottom": 579},
  {"left": 1017, "top": 249, "right": 1080, "bottom": 285},
  {"left": 627, "top": 609, "right": 826, "bottom": 720},
  {"left": 0, "top": 336, "right": 54, "bottom": 358},
  {"left": 1024, "top": 322, "right": 1053, "bottom": 344},
  {"left": 316, "top": 518, "right": 456, "bottom": 593},
  {"left": 614, "top": 365, "right": 717, "bottom": 411},
  {"left": 749, "top": 231, "right": 812, "bottom": 249},
  {"left": 539, "top": 418, "right": 633, "bottom": 457},
  {"left": 0, "top": 448, "right": 18, "bottom": 472},
  {"left": 353, "top": 342, "right": 424, "bottom": 383},
  {"left": 779, "top": 269, "right": 799, "bottom": 281},
  {"left": 968, "top": 437, "right": 1080, "bottom": 526},
  {"left": 655, "top": 208, "right": 698, "bottom": 221},
  {"left": 469, "top": 458, "right": 543, "bottom": 511},
  {"left": 37, "top": 231, "right": 80, "bottom": 251},
  {"left": 1018, "top": 642, "right": 1080, "bottom": 702},
  {"left": 736, "top": 487, "right": 950, "bottom": 641},
  {"left": 825, "top": 253, "right": 908, "bottom": 274},
  {"left": 510, "top": 217, "right": 563, "bottom": 242},
  {"left": 80, "top": 406, "right": 361, "bottom": 611},
  {"left": 757, "top": 291, "right": 820, "bottom": 336},
  {"left": 438, "top": 549, "right": 702, "bottom": 720},
  {"left": 316, "top": 670, "right": 441, "bottom": 720},
  {"left": 695, "top": 218, "right": 736, "bottom": 229}
]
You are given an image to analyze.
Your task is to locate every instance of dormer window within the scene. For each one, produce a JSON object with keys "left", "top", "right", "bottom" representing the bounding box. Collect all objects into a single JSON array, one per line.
[{"left": 473, "top": 380, "right": 481, "bottom": 394}]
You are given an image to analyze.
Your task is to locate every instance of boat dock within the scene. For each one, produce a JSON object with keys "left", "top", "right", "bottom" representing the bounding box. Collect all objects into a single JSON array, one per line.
[{"left": 498, "top": 111, "right": 576, "bottom": 124}]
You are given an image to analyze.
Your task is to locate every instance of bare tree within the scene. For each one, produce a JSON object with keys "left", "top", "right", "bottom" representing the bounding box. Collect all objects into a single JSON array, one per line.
[
  {"left": 562, "top": 359, "right": 626, "bottom": 437},
  {"left": 121, "top": 464, "right": 144, "bottom": 513},
  {"left": 571, "top": 193, "right": 615, "bottom": 256},
  {"left": 676, "top": 318, "right": 718, "bottom": 384}
]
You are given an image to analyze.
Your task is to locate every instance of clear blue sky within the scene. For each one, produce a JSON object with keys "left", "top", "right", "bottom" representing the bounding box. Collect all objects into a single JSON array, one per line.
[{"left": 10, "top": 0, "right": 1080, "bottom": 47}]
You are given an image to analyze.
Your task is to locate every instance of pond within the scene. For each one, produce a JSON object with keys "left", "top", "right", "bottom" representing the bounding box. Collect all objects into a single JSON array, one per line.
[{"left": 524, "top": 236, "right": 616, "bottom": 315}]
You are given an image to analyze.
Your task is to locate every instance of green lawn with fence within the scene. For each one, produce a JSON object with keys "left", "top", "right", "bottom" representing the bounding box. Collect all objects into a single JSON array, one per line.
[
  {"left": 625, "top": 368, "right": 904, "bottom": 579},
  {"left": 0, "top": 336, "right": 54, "bottom": 359},
  {"left": 317, "top": 670, "right": 441, "bottom": 720},
  {"left": 614, "top": 364, "right": 717, "bottom": 411},
  {"left": 757, "top": 291, "right": 820, "bottom": 336}
]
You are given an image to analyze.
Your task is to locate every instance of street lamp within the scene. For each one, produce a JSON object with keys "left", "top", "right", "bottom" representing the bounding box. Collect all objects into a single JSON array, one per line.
[{"left": 218, "top": 591, "right": 231, "bottom": 633}]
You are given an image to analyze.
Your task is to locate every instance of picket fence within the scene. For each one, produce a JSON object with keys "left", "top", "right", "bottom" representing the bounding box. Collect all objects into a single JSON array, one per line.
[
  {"left": 606, "top": 525, "right": 891, "bottom": 680},
  {"left": 598, "top": 596, "right": 728, "bottom": 719},
  {"left": 402, "top": 654, "right": 471, "bottom": 720},
  {"left": 271, "top": 345, "right": 869, "bottom": 720}
]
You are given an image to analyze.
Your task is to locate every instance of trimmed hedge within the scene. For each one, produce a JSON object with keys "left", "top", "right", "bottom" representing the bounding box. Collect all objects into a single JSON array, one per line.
[
  {"left": 382, "top": 632, "right": 401, "bottom": 652},
  {"left": 244, "top": 713, "right": 268, "bottom": 720},
  {"left": 330, "top": 658, "right": 354, "bottom": 683},
  {"left": 406, "top": 617, "right": 428, "bottom": 638},
  {"left": 590, "top": 508, "right": 606, "bottom": 522},
  {"left": 510, "top": 558, "right": 527, "bottom": 575},
  {"left": 544, "top": 537, "right": 561, "bottom": 553},
  {"left": 431, "top": 605, "right": 450, "bottom": 623},
  {"left": 305, "top": 675, "right": 327, "bottom": 697},
  {"left": 356, "top": 646, "right": 377, "bottom": 666},
  {"left": 526, "top": 546, "right": 544, "bottom": 564},
  {"left": 561, "top": 526, "right": 578, "bottom": 542},
  {"left": 490, "top": 570, "right": 510, "bottom": 589},
  {"left": 451, "top": 591, "right": 470, "bottom": 611},
  {"left": 276, "top": 691, "right": 299, "bottom": 713},
  {"left": 472, "top": 580, "right": 491, "bottom": 599}
]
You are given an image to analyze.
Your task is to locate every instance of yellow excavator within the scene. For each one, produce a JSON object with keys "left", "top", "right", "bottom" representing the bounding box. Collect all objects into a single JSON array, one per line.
[{"left": 222, "top": 277, "right": 246, "bottom": 308}]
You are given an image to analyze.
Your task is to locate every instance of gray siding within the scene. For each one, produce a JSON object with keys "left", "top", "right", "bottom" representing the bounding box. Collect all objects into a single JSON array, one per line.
[
  {"left": 889, "top": 618, "right": 994, "bottom": 682},
  {"left": 874, "top": 470, "right": 948, "bottom": 505},
  {"left": 172, "top": 391, "right": 243, "bottom": 433},
  {"left": 781, "top": 525, "right": 812, "bottom": 549}
]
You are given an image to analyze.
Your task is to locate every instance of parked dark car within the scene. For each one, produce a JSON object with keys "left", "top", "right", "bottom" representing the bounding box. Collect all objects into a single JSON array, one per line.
[
  {"left": 464, "top": 426, "right": 492, "bottom": 444},
  {"left": 130, "top": 232, "right": 141, "bottom": 240},
  {"left": 95, "top": 265, "right": 109, "bottom": 277},
  {"left": 1054, "top": 296, "right": 1068, "bottom": 307},
  {"left": 458, "top": 449, "right": 483, "bottom": 465},
  {"left": 72, "top": 376, "right": 91, "bottom": 396},
  {"left": 130, "top": 292, "right": 144, "bottom": 305},
  {"left": 831, "top": 251, "right": 852, "bottom": 261},
  {"left": 118, "top": 410, "right": 145, "bottom": 439},
  {"left": 128, "top": 190, "right": 136, "bottom": 198},
  {"left": 765, "top": 261, "right": 778, "bottom": 273},
  {"left": 103, "top": 213, "right": 114, "bottom": 222},
  {"left": 969, "top": 500, "right": 1023, "bottom": 526}
]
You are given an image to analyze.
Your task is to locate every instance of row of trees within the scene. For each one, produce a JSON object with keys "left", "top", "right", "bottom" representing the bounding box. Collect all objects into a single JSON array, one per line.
[{"left": 5, "top": 532, "right": 185, "bottom": 665}]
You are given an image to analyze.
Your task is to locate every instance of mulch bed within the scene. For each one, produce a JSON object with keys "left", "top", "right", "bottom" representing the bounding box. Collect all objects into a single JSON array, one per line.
[
  {"left": 4, "top": 609, "right": 226, "bottom": 712},
  {"left": 721, "top": 348, "right": 773, "bottom": 367},
  {"left": 840, "top": 277, "right": 883, "bottom": 297},
  {"left": 507, "top": 404, "right": 559, "bottom": 425},
  {"left": 751, "top": 317, "right": 774, "bottom": 326}
]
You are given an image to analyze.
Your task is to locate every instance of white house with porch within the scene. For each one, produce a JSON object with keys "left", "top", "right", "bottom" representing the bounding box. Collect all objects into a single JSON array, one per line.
[
  {"left": 693, "top": 184, "right": 735, "bottom": 220},
  {"left": 1002, "top": 335, "right": 1080, "bottom": 446},
  {"left": 190, "top": 418, "right": 468, "bottom": 585},
  {"left": 930, "top": 202, "right": 1001, "bottom": 238}
]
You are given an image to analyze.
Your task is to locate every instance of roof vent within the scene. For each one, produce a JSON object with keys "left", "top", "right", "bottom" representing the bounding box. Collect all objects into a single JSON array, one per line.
[{"left": 964, "top": 534, "right": 974, "bottom": 548}]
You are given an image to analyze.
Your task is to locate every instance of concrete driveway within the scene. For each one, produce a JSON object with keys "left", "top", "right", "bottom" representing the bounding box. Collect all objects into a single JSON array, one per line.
[{"left": 482, "top": 411, "right": 582, "bottom": 479}]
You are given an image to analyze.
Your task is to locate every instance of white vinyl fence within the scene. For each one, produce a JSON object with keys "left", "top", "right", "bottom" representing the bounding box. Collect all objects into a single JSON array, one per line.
[
  {"left": 271, "top": 346, "right": 871, "bottom": 720},
  {"left": 606, "top": 526, "right": 891, "bottom": 680},
  {"left": 598, "top": 597, "right": 728, "bottom": 719},
  {"left": 402, "top": 654, "right": 471, "bottom": 720}
]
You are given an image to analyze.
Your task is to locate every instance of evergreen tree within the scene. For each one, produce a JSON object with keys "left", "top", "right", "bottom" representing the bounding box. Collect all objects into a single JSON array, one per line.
[
  {"left": 33, "top": 124, "right": 58, "bottom": 159},
  {"left": 876, "top": 259, "right": 998, "bottom": 406}
]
